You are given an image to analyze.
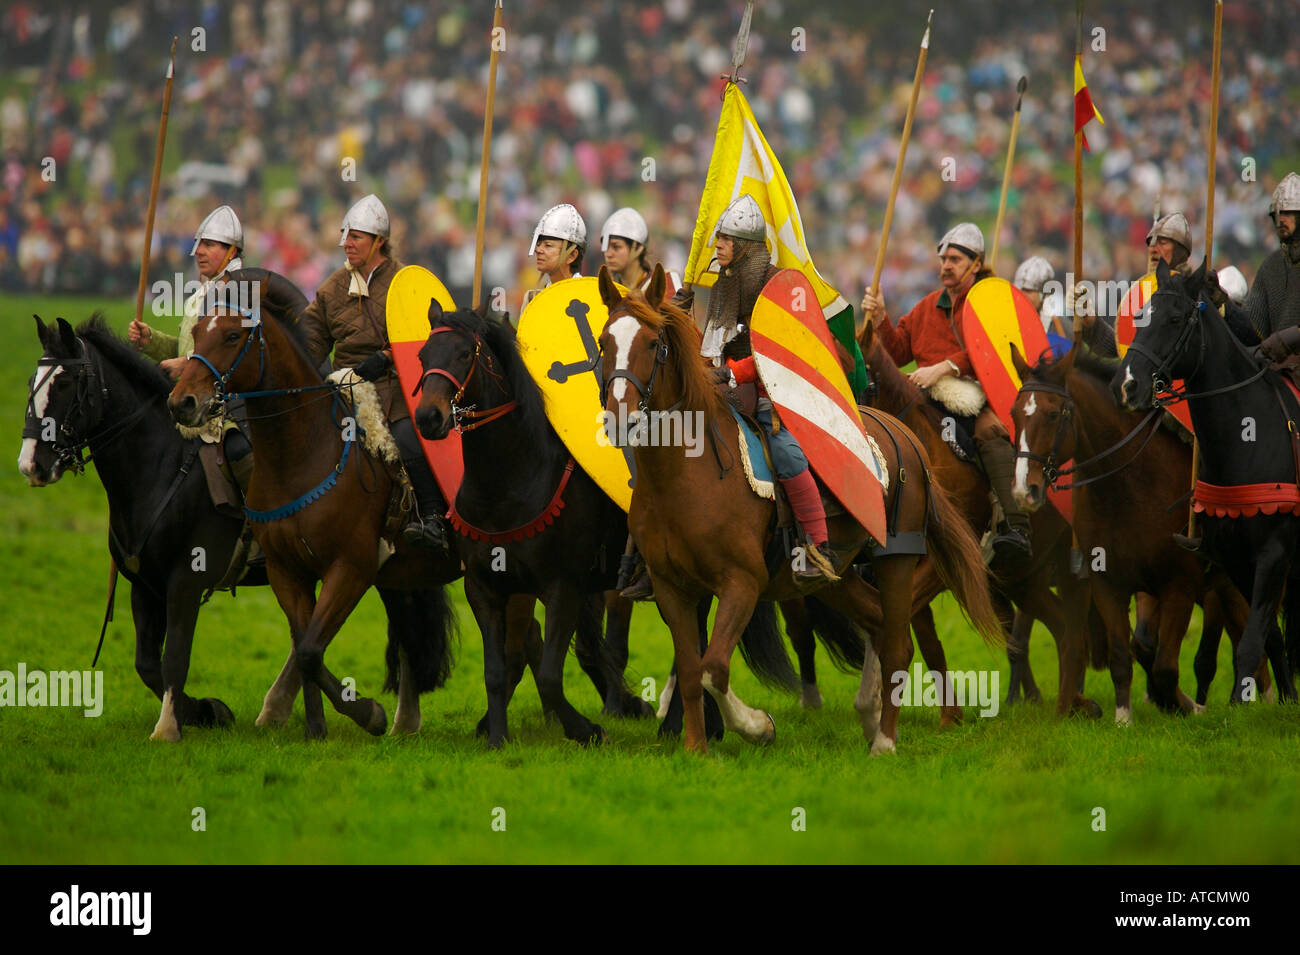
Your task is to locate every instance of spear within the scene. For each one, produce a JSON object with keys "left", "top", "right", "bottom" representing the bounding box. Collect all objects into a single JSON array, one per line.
[
  {"left": 1187, "top": 0, "right": 1222, "bottom": 543},
  {"left": 472, "top": 0, "right": 504, "bottom": 310},
  {"left": 722, "top": 0, "right": 755, "bottom": 87},
  {"left": 989, "top": 75, "right": 1028, "bottom": 274},
  {"left": 1071, "top": 1, "right": 1084, "bottom": 343},
  {"left": 866, "top": 9, "right": 932, "bottom": 331},
  {"left": 133, "top": 36, "right": 178, "bottom": 331}
]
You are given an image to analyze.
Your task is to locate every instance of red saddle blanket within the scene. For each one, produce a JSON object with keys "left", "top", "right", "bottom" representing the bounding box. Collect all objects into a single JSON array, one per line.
[{"left": 1192, "top": 377, "right": 1300, "bottom": 518}]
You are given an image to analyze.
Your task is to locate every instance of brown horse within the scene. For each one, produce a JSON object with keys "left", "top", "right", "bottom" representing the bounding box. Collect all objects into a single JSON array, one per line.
[
  {"left": 857, "top": 321, "right": 1103, "bottom": 716},
  {"left": 598, "top": 266, "right": 1001, "bottom": 753},
  {"left": 1010, "top": 343, "right": 1275, "bottom": 719},
  {"left": 167, "top": 289, "right": 463, "bottom": 739}
]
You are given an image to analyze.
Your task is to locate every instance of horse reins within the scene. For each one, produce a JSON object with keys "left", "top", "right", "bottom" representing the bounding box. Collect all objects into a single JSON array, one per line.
[{"left": 414, "top": 327, "right": 518, "bottom": 433}]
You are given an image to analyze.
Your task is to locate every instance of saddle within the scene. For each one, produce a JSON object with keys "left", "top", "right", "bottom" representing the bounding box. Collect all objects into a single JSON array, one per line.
[{"left": 925, "top": 398, "right": 979, "bottom": 463}]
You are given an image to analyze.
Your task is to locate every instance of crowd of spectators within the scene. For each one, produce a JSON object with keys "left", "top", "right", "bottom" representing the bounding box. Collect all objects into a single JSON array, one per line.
[{"left": 1, "top": 0, "right": 1297, "bottom": 320}]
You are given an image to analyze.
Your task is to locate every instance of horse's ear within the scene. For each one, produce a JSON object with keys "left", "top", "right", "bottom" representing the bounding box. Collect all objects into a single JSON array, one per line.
[
  {"left": 427, "top": 297, "right": 444, "bottom": 327},
  {"left": 34, "top": 314, "right": 48, "bottom": 345},
  {"left": 473, "top": 296, "right": 489, "bottom": 319},
  {"left": 1155, "top": 258, "right": 1171, "bottom": 287},
  {"left": 597, "top": 265, "right": 622, "bottom": 311},
  {"left": 55, "top": 317, "right": 77, "bottom": 353},
  {"left": 1010, "top": 342, "right": 1031, "bottom": 380},
  {"left": 645, "top": 263, "right": 667, "bottom": 312},
  {"left": 1189, "top": 256, "right": 1208, "bottom": 295}
]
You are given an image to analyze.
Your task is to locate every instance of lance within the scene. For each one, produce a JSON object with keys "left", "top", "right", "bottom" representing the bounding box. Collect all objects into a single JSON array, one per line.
[
  {"left": 472, "top": 0, "right": 504, "bottom": 310},
  {"left": 1188, "top": 0, "right": 1222, "bottom": 542},
  {"left": 867, "top": 9, "right": 932, "bottom": 331},
  {"left": 722, "top": 0, "right": 755, "bottom": 88},
  {"left": 134, "top": 37, "right": 178, "bottom": 331},
  {"left": 989, "top": 75, "right": 1028, "bottom": 274},
  {"left": 1071, "top": 1, "right": 1084, "bottom": 344}
]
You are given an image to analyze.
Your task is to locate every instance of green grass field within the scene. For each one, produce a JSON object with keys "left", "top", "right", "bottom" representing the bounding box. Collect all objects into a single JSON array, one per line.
[{"left": 2, "top": 294, "right": 1298, "bottom": 864}]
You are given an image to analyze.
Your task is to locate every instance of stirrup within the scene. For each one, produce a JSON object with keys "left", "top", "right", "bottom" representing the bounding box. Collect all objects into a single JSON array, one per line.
[
  {"left": 992, "top": 524, "right": 1032, "bottom": 563},
  {"left": 620, "top": 568, "right": 655, "bottom": 601},
  {"left": 795, "top": 541, "right": 840, "bottom": 585},
  {"left": 403, "top": 515, "right": 450, "bottom": 555},
  {"left": 1173, "top": 532, "right": 1204, "bottom": 554}
]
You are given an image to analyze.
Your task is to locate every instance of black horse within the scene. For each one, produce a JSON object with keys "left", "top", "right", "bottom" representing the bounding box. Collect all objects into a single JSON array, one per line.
[
  {"left": 20, "top": 311, "right": 454, "bottom": 740},
  {"left": 1117, "top": 259, "right": 1299, "bottom": 703},
  {"left": 413, "top": 303, "right": 798, "bottom": 746}
]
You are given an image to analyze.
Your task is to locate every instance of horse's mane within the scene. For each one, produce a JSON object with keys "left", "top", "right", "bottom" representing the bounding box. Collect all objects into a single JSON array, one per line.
[
  {"left": 862, "top": 331, "right": 924, "bottom": 413},
  {"left": 430, "top": 306, "right": 552, "bottom": 446},
  {"left": 75, "top": 314, "right": 173, "bottom": 397},
  {"left": 1026, "top": 347, "right": 1117, "bottom": 391},
  {"left": 615, "top": 293, "right": 726, "bottom": 420}
]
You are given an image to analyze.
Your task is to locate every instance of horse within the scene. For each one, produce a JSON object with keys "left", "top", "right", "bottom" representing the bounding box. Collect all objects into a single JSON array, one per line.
[
  {"left": 1117, "top": 259, "right": 1299, "bottom": 703},
  {"left": 1009, "top": 342, "right": 1277, "bottom": 720},
  {"left": 410, "top": 301, "right": 800, "bottom": 745},
  {"left": 19, "top": 313, "right": 454, "bottom": 740},
  {"left": 856, "top": 318, "right": 1105, "bottom": 716},
  {"left": 599, "top": 265, "right": 1002, "bottom": 753},
  {"left": 166, "top": 282, "right": 468, "bottom": 739}
]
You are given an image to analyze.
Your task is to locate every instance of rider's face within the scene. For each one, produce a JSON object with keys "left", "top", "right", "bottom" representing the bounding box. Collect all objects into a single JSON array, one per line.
[
  {"left": 535, "top": 237, "right": 574, "bottom": 277},
  {"left": 604, "top": 238, "right": 633, "bottom": 273},
  {"left": 194, "top": 239, "right": 232, "bottom": 279},
  {"left": 343, "top": 230, "right": 381, "bottom": 270},
  {"left": 716, "top": 235, "right": 736, "bottom": 269},
  {"left": 1276, "top": 212, "right": 1297, "bottom": 241},
  {"left": 1149, "top": 237, "right": 1177, "bottom": 265},
  {"left": 939, "top": 249, "right": 974, "bottom": 288}
]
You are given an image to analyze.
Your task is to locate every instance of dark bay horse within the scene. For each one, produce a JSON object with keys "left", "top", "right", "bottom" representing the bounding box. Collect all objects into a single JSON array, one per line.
[
  {"left": 599, "top": 266, "right": 1002, "bottom": 754},
  {"left": 21, "top": 314, "right": 452, "bottom": 740},
  {"left": 1009, "top": 343, "right": 1275, "bottom": 720},
  {"left": 411, "top": 302, "right": 796, "bottom": 745},
  {"left": 1118, "top": 260, "right": 1299, "bottom": 703},
  {"left": 857, "top": 321, "right": 1104, "bottom": 716},
  {"left": 168, "top": 288, "right": 463, "bottom": 739}
]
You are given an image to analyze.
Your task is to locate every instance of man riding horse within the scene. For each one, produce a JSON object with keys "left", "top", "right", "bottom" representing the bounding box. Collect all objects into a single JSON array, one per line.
[
  {"left": 294, "top": 193, "right": 449, "bottom": 552},
  {"left": 523, "top": 202, "right": 587, "bottom": 310},
  {"left": 619, "top": 194, "right": 839, "bottom": 598},
  {"left": 127, "top": 203, "right": 255, "bottom": 493},
  {"left": 860, "top": 222, "right": 1032, "bottom": 562},
  {"left": 1219, "top": 172, "right": 1300, "bottom": 356}
]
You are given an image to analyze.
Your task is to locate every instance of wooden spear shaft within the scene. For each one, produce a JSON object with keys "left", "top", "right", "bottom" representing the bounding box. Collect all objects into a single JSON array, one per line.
[
  {"left": 1071, "top": 4, "right": 1084, "bottom": 344},
  {"left": 1189, "top": 0, "right": 1222, "bottom": 540},
  {"left": 869, "top": 9, "right": 932, "bottom": 312},
  {"left": 472, "top": 0, "right": 504, "bottom": 310},
  {"left": 989, "top": 76, "right": 1028, "bottom": 274},
  {"left": 134, "top": 37, "right": 177, "bottom": 327}
]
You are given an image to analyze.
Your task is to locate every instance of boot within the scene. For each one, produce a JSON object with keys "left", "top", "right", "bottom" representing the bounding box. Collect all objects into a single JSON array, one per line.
[
  {"left": 223, "top": 429, "right": 254, "bottom": 499},
  {"left": 617, "top": 534, "right": 654, "bottom": 601},
  {"left": 401, "top": 456, "right": 451, "bottom": 554},
  {"left": 780, "top": 469, "right": 840, "bottom": 586},
  {"left": 977, "top": 436, "right": 1032, "bottom": 563}
]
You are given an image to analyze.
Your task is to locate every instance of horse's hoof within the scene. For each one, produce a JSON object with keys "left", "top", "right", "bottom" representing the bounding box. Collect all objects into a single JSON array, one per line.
[
  {"left": 799, "top": 685, "right": 824, "bottom": 710},
  {"left": 201, "top": 698, "right": 235, "bottom": 728},
  {"left": 1025, "top": 689, "right": 1043, "bottom": 704},
  {"left": 869, "top": 732, "right": 896, "bottom": 755},
  {"left": 149, "top": 723, "right": 181, "bottom": 743},
  {"left": 304, "top": 721, "right": 328, "bottom": 741},
  {"left": 576, "top": 723, "right": 607, "bottom": 747},
  {"left": 389, "top": 712, "right": 421, "bottom": 736},
  {"left": 1078, "top": 698, "right": 1103, "bottom": 719},
  {"left": 365, "top": 700, "right": 387, "bottom": 736},
  {"left": 757, "top": 712, "right": 776, "bottom": 746},
  {"left": 255, "top": 699, "right": 291, "bottom": 728},
  {"left": 1114, "top": 706, "right": 1133, "bottom": 727},
  {"left": 475, "top": 713, "right": 490, "bottom": 738}
]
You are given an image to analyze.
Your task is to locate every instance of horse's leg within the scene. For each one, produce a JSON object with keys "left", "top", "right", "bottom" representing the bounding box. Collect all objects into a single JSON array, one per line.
[
  {"left": 151, "top": 581, "right": 228, "bottom": 741},
  {"left": 1229, "top": 536, "right": 1290, "bottom": 704},
  {"left": 911, "top": 603, "right": 962, "bottom": 728},
  {"left": 1193, "top": 589, "right": 1224, "bottom": 706},
  {"left": 1089, "top": 579, "right": 1134, "bottom": 725},
  {"left": 779, "top": 597, "right": 822, "bottom": 709},
  {"left": 1132, "top": 593, "right": 1159, "bottom": 696},
  {"left": 655, "top": 583, "right": 709, "bottom": 753},
  {"left": 376, "top": 588, "right": 421, "bottom": 736},
  {"left": 657, "top": 667, "right": 677, "bottom": 719},
  {"left": 1051, "top": 573, "right": 1100, "bottom": 718},
  {"left": 536, "top": 588, "right": 605, "bottom": 745},
  {"left": 1150, "top": 586, "right": 1200, "bottom": 715},
  {"left": 257, "top": 648, "right": 302, "bottom": 727},
  {"left": 600, "top": 592, "right": 652, "bottom": 717},
  {"left": 130, "top": 585, "right": 166, "bottom": 704},
  {"left": 699, "top": 582, "right": 774, "bottom": 745},
  {"left": 467, "top": 576, "right": 511, "bottom": 746},
  {"left": 1003, "top": 606, "right": 1029, "bottom": 705}
]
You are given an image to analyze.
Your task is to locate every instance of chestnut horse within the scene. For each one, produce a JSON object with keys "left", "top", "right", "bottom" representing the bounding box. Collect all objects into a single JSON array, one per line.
[
  {"left": 598, "top": 266, "right": 1002, "bottom": 753},
  {"left": 1012, "top": 342, "right": 1280, "bottom": 717},
  {"left": 168, "top": 288, "right": 463, "bottom": 739}
]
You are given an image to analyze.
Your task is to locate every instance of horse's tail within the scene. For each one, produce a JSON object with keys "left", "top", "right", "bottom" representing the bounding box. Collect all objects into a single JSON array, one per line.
[
  {"left": 381, "top": 586, "right": 457, "bottom": 694},
  {"left": 802, "top": 595, "right": 868, "bottom": 673},
  {"left": 923, "top": 476, "right": 1005, "bottom": 648},
  {"left": 738, "top": 601, "right": 801, "bottom": 693}
]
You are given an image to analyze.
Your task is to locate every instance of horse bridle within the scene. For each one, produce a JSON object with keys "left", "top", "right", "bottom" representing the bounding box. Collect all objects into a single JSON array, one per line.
[
  {"left": 414, "top": 326, "right": 517, "bottom": 433},
  {"left": 23, "top": 340, "right": 152, "bottom": 475},
  {"left": 1123, "top": 290, "right": 1208, "bottom": 403},
  {"left": 599, "top": 315, "right": 672, "bottom": 414},
  {"left": 186, "top": 305, "right": 266, "bottom": 404}
]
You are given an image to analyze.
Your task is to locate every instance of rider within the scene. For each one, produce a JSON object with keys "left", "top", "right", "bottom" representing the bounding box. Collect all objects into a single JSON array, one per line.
[
  {"left": 128, "top": 203, "right": 253, "bottom": 491},
  {"left": 1219, "top": 172, "right": 1300, "bottom": 353},
  {"left": 1013, "top": 255, "right": 1065, "bottom": 337},
  {"left": 624, "top": 194, "right": 840, "bottom": 595},
  {"left": 600, "top": 206, "right": 681, "bottom": 297},
  {"left": 860, "top": 222, "right": 1032, "bottom": 562},
  {"left": 295, "top": 193, "right": 449, "bottom": 553},
  {"left": 523, "top": 203, "right": 586, "bottom": 310}
]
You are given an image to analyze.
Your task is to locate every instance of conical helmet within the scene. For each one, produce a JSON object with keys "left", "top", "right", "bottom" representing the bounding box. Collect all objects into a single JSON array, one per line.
[
  {"left": 711, "top": 194, "right": 767, "bottom": 243},
  {"left": 338, "top": 194, "right": 390, "bottom": 246},
  {"left": 1269, "top": 172, "right": 1300, "bottom": 221},
  {"left": 937, "top": 222, "right": 985, "bottom": 257},
  {"left": 529, "top": 203, "right": 587, "bottom": 256},
  {"left": 600, "top": 207, "right": 648, "bottom": 251},
  {"left": 1013, "top": 255, "right": 1055, "bottom": 293},
  {"left": 1145, "top": 213, "right": 1191, "bottom": 251},
  {"left": 190, "top": 205, "right": 243, "bottom": 255}
]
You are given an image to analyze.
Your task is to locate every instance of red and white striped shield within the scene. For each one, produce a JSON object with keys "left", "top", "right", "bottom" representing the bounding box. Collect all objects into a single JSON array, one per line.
[{"left": 749, "top": 269, "right": 888, "bottom": 544}]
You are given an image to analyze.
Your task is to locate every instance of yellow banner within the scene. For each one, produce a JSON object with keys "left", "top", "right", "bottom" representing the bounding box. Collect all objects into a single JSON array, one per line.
[{"left": 684, "top": 83, "right": 847, "bottom": 317}]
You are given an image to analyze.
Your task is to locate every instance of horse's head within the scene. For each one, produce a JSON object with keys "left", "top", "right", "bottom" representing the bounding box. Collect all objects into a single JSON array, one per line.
[
  {"left": 597, "top": 264, "right": 673, "bottom": 440},
  {"left": 413, "top": 300, "right": 506, "bottom": 440},
  {"left": 168, "top": 281, "right": 267, "bottom": 427},
  {"left": 19, "top": 316, "right": 101, "bottom": 486},
  {"left": 1116, "top": 259, "right": 1207, "bottom": 410},
  {"left": 1010, "top": 342, "right": 1076, "bottom": 512}
]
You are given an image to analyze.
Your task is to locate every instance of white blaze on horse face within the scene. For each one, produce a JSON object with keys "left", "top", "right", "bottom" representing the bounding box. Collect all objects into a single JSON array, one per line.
[
  {"left": 18, "top": 361, "right": 62, "bottom": 481},
  {"left": 1013, "top": 429, "right": 1031, "bottom": 498},
  {"left": 1121, "top": 364, "right": 1135, "bottom": 402},
  {"left": 608, "top": 314, "right": 640, "bottom": 403},
  {"left": 1024, "top": 393, "right": 1037, "bottom": 417}
]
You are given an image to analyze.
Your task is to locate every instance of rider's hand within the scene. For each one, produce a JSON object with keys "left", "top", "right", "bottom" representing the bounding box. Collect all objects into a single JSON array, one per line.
[
  {"left": 159, "top": 356, "right": 186, "bottom": 381},
  {"left": 353, "top": 349, "right": 392, "bottom": 381},
  {"left": 710, "top": 365, "right": 735, "bottom": 388},
  {"left": 1066, "top": 282, "right": 1095, "bottom": 327},
  {"left": 908, "top": 362, "right": 950, "bottom": 389},
  {"left": 1204, "top": 269, "right": 1227, "bottom": 308},
  {"left": 860, "top": 286, "right": 885, "bottom": 326},
  {"left": 129, "top": 319, "right": 151, "bottom": 349}
]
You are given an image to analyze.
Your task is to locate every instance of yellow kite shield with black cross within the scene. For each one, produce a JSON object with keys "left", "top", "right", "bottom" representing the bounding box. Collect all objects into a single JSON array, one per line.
[
  {"left": 516, "top": 276, "right": 633, "bottom": 512},
  {"left": 749, "top": 269, "right": 887, "bottom": 544}
]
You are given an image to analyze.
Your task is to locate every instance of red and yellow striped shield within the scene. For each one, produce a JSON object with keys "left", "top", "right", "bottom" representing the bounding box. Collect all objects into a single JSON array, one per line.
[
  {"left": 749, "top": 270, "right": 887, "bottom": 543},
  {"left": 961, "top": 277, "right": 1051, "bottom": 433},
  {"left": 1116, "top": 272, "right": 1193, "bottom": 434}
]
